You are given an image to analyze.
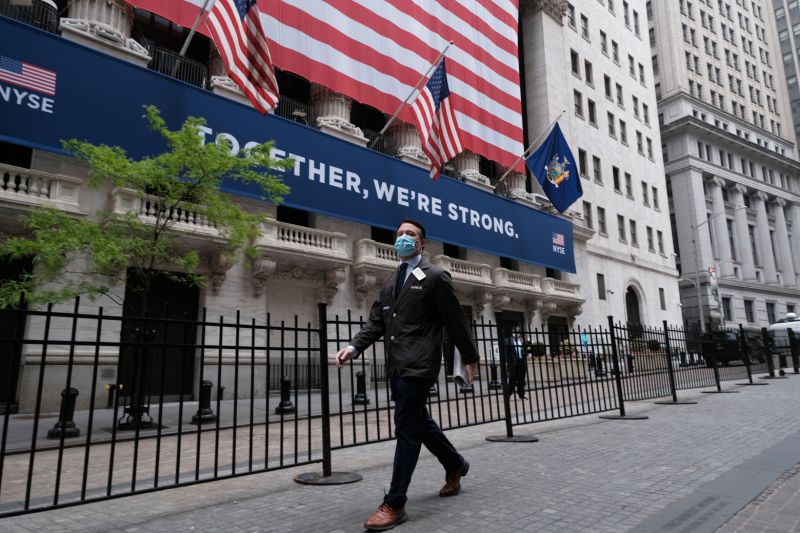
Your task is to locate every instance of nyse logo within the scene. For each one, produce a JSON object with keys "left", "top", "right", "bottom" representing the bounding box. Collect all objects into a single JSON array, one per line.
[
  {"left": 0, "top": 55, "right": 56, "bottom": 114},
  {"left": 552, "top": 232, "right": 566, "bottom": 255}
]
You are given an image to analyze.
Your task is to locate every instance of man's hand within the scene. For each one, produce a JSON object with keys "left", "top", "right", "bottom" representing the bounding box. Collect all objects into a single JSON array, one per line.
[
  {"left": 466, "top": 362, "right": 477, "bottom": 384},
  {"left": 335, "top": 347, "right": 355, "bottom": 368}
]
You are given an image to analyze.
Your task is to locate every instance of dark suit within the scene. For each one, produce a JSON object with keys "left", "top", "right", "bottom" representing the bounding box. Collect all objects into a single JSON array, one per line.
[
  {"left": 350, "top": 256, "right": 479, "bottom": 508},
  {"left": 502, "top": 334, "right": 527, "bottom": 398}
]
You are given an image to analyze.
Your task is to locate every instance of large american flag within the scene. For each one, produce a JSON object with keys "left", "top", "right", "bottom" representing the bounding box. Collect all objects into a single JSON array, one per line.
[
  {"left": 0, "top": 55, "right": 56, "bottom": 96},
  {"left": 125, "top": 0, "right": 524, "bottom": 170},
  {"left": 205, "top": 0, "right": 279, "bottom": 113},
  {"left": 411, "top": 58, "right": 463, "bottom": 180}
]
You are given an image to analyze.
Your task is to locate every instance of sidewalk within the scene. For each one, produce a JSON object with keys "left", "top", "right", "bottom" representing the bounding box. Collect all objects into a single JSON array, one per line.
[{"left": 2, "top": 377, "right": 800, "bottom": 532}]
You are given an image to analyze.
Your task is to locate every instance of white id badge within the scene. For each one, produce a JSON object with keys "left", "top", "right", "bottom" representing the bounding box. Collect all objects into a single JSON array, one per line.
[{"left": 412, "top": 267, "right": 426, "bottom": 280}]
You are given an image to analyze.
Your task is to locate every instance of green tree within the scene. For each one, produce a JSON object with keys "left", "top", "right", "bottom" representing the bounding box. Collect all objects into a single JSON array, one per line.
[{"left": 0, "top": 105, "right": 292, "bottom": 312}]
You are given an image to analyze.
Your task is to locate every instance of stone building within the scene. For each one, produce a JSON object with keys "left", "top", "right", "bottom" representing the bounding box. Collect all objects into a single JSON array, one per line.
[
  {"left": 0, "top": 0, "right": 681, "bottom": 413},
  {"left": 650, "top": 0, "right": 800, "bottom": 329}
]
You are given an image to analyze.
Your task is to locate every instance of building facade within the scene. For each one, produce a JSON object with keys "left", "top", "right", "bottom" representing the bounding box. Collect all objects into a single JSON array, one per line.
[
  {"left": 773, "top": 0, "right": 800, "bottom": 148},
  {"left": 650, "top": 0, "right": 800, "bottom": 330},
  {"left": 0, "top": 0, "right": 680, "bottom": 413},
  {"left": 523, "top": 0, "right": 682, "bottom": 328}
]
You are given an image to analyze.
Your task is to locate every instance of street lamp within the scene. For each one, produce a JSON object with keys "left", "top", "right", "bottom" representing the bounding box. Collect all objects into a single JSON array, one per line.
[{"left": 690, "top": 205, "right": 746, "bottom": 332}]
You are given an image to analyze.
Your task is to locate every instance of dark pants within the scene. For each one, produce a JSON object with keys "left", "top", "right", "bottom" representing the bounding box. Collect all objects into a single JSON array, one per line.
[
  {"left": 384, "top": 376, "right": 463, "bottom": 508},
  {"left": 504, "top": 357, "right": 527, "bottom": 398}
]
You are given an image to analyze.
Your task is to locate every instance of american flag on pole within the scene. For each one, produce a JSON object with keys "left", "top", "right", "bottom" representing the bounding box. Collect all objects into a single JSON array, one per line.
[
  {"left": 124, "top": 1, "right": 524, "bottom": 170},
  {"left": 0, "top": 55, "right": 56, "bottom": 96},
  {"left": 205, "top": 0, "right": 279, "bottom": 113},
  {"left": 411, "top": 58, "right": 463, "bottom": 180}
]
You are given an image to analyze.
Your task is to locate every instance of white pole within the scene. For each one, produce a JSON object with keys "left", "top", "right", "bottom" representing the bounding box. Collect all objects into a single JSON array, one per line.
[
  {"left": 495, "top": 108, "right": 566, "bottom": 185},
  {"left": 370, "top": 41, "right": 454, "bottom": 148}
]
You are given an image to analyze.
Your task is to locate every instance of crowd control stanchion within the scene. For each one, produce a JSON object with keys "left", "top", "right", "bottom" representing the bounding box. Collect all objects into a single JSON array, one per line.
[
  {"left": 736, "top": 324, "right": 768, "bottom": 386},
  {"left": 790, "top": 329, "right": 800, "bottom": 374},
  {"left": 599, "top": 316, "right": 648, "bottom": 420},
  {"left": 486, "top": 314, "right": 538, "bottom": 443},
  {"left": 294, "top": 303, "right": 362, "bottom": 485},
  {"left": 654, "top": 321, "right": 697, "bottom": 405},
  {"left": 760, "top": 327, "right": 788, "bottom": 381}
]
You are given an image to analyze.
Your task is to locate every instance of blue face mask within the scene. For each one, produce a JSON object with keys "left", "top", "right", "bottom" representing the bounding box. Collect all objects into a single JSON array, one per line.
[{"left": 395, "top": 235, "right": 417, "bottom": 257}]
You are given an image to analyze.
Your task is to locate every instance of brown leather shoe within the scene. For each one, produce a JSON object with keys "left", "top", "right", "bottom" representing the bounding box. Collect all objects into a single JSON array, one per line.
[
  {"left": 439, "top": 459, "right": 469, "bottom": 497},
  {"left": 364, "top": 503, "right": 407, "bottom": 531}
]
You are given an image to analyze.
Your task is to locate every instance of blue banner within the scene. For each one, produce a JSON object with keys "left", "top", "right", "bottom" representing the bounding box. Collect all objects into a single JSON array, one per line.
[{"left": 0, "top": 16, "right": 575, "bottom": 272}]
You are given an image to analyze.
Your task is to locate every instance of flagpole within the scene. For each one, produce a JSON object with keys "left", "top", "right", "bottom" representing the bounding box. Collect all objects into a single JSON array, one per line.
[
  {"left": 369, "top": 41, "right": 454, "bottom": 148},
  {"left": 177, "top": 0, "right": 214, "bottom": 59},
  {"left": 495, "top": 108, "right": 566, "bottom": 185}
]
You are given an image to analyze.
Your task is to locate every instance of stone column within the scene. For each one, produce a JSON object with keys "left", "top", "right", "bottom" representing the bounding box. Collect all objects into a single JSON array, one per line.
[
  {"left": 791, "top": 204, "right": 800, "bottom": 285},
  {"left": 60, "top": 0, "right": 150, "bottom": 66},
  {"left": 730, "top": 185, "right": 756, "bottom": 280},
  {"left": 388, "top": 122, "right": 428, "bottom": 169},
  {"left": 708, "top": 177, "right": 734, "bottom": 278},
  {"left": 773, "top": 199, "right": 796, "bottom": 286},
  {"left": 753, "top": 192, "right": 778, "bottom": 284},
  {"left": 311, "top": 84, "right": 367, "bottom": 146},
  {"left": 208, "top": 48, "right": 252, "bottom": 107},
  {"left": 454, "top": 151, "right": 491, "bottom": 189}
]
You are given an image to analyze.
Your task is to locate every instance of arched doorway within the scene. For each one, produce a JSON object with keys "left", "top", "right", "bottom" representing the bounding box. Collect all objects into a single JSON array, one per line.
[{"left": 625, "top": 286, "right": 641, "bottom": 326}]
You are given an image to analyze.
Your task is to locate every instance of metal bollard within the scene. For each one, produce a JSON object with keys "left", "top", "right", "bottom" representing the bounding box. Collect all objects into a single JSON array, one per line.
[
  {"left": 352, "top": 370, "right": 370, "bottom": 405},
  {"left": 488, "top": 363, "right": 502, "bottom": 389},
  {"left": 104, "top": 383, "right": 117, "bottom": 409},
  {"left": 274, "top": 376, "right": 295, "bottom": 414},
  {"left": 47, "top": 387, "right": 80, "bottom": 439},
  {"left": 192, "top": 380, "right": 217, "bottom": 424}
]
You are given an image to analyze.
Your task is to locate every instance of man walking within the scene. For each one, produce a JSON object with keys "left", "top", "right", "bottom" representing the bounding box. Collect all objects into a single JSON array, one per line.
[{"left": 335, "top": 219, "right": 479, "bottom": 531}]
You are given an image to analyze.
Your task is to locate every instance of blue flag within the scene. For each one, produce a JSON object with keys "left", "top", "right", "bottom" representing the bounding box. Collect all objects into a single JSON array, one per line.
[{"left": 525, "top": 123, "right": 583, "bottom": 213}]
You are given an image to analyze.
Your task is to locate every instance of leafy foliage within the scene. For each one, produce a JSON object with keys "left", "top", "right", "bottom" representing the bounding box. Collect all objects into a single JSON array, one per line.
[{"left": 0, "top": 105, "right": 292, "bottom": 310}]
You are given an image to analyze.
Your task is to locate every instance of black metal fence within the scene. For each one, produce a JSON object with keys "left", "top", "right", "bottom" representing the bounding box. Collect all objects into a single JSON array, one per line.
[{"left": 0, "top": 300, "right": 794, "bottom": 517}]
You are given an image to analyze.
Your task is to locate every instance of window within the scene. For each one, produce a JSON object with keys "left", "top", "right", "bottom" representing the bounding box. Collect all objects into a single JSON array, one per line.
[
  {"left": 593, "top": 155, "right": 602, "bottom": 182},
  {"left": 767, "top": 302, "right": 776, "bottom": 324},
  {"left": 636, "top": 131, "right": 644, "bottom": 154},
  {"left": 597, "top": 273, "right": 607, "bottom": 300},
  {"left": 574, "top": 90, "right": 584, "bottom": 117},
  {"left": 612, "top": 41, "right": 619, "bottom": 63},
  {"left": 600, "top": 30, "right": 608, "bottom": 55},
  {"left": 613, "top": 166, "right": 621, "bottom": 191},
  {"left": 647, "top": 226, "right": 654, "bottom": 251},
  {"left": 584, "top": 60, "right": 594, "bottom": 85},
  {"left": 722, "top": 297, "right": 733, "bottom": 321},
  {"left": 749, "top": 225, "right": 759, "bottom": 263},
  {"left": 616, "top": 83, "right": 624, "bottom": 107},
  {"left": 657, "top": 230, "right": 664, "bottom": 254},
  {"left": 588, "top": 99, "right": 597, "bottom": 125},
  {"left": 744, "top": 299, "right": 755, "bottom": 322},
  {"left": 659, "top": 288, "right": 666, "bottom": 310},
  {"left": 604, "top": 74, "right": 612, "bottom": 99},
  {"left": 581, "top": 14, "right": 590, "bottom": 39},
  {"left": 727, "top": 219, "right": 737, "bottom": 260},
  {"left": 647, "top": 138, "right": 654, "bottom": 159},
  {"left": 788, "top": 304, "right": 796, "bottom": 315},
  {"left": 643, "top": 103, "right": 650, "bottom": 125},
  {"left": 567, "top": 2, "right": 576, "bottom": 27},
  {"left": 583, "top": 201, "right": 593, "bottom": 229},
  {"left": 628, "top": 54, "right": 636, "bottom": 77},
  {"left": 618, "top": 214, "right": 627, "bottom": 242},
  {"left": 571, "top": 50, "right": 580, "bottom": 76},
  {"left": 598, "top": 207, "right": 607, "bottom": 234},
  {"left": 608, "top": 112, "right": 616, "bottom": 137},
  {"left": 642, "top": 181, "right": 649, "bottom": 205},
  {"left": 620, "top": 120, "right": 628, "bottom": 144},
  {"left": 624, "top": 172, "right": 632, "bottom": 197},
  {"left": 629, "top": 220, "right": 638, "bottom": 245},
  {"left": 578, "top": 149, "right": 588, "bottom": 176}
]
